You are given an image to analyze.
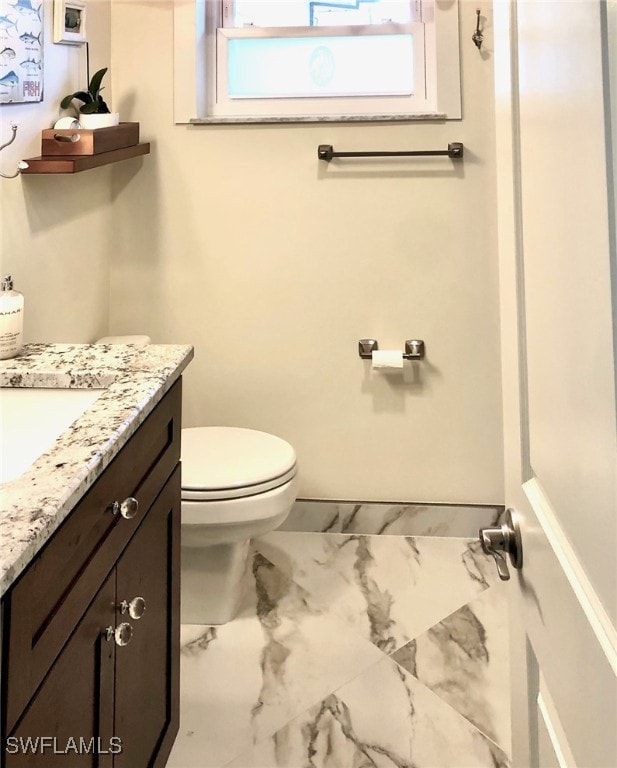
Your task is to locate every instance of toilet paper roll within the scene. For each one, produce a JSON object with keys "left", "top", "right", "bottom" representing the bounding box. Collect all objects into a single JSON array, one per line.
[
  {"left": 53, "top": 117, "right": 81, "bottom": 129},
  {"left": 372, "top": 350, "right": 404, "bottom": 372}
]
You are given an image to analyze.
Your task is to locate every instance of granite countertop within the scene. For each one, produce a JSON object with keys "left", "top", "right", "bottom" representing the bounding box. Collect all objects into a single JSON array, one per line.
[{"left": 0, "top": 343, "right": 194, "bottom": 597}]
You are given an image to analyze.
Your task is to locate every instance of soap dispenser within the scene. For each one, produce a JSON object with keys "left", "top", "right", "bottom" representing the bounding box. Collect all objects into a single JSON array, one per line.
[{"left": 0, "top": 275, "right": 24, "bottom": 359}]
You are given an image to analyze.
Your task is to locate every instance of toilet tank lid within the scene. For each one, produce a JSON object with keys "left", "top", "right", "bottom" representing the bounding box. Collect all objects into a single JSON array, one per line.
[{"left": 181, "top": 427, "right": 297, "bottom": 490}]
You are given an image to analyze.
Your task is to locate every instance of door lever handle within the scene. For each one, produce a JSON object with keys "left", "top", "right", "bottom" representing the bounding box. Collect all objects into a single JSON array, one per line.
[{"left": 479, "top": 508, "right": 523, "bottom": 581}]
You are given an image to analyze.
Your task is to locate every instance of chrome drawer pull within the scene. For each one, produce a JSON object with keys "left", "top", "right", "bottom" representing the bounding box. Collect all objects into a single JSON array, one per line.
[
  {"left": 109, "top": 497, "right": 139, "bottom": 519},
  {"left": 120, "top": 596, "right": 146, "bottom": 620},
  {"left": 104, "top": 622, "right": 133, "bottom": 646}
]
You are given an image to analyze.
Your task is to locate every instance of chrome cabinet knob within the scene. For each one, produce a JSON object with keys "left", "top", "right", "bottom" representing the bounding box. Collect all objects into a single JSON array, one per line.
[
  {"left": 110, "top": 497, "right": 139, "bottom": 519},
  {"left": 104, "top": 622, "right": 133, "bottom": 646},
  {"left": 120, "top": 596, "right": 146, "bottom": 620},
  {"left": 479, "top": 508, "right": 523, "bottom": 581}
]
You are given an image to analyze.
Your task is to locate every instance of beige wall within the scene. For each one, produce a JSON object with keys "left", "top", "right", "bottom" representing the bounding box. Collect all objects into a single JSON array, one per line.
[
  {"left": 0, "top": 0, "right": 112, "bottom": 343},
  {"left": 109, "top": 0, "right": 504, "bottom": 503}
]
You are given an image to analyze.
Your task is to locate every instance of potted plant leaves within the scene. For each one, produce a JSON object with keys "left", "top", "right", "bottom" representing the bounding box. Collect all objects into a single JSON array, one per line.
[{"left": 60, "top": 67, "right": 119, "bottom": 129}]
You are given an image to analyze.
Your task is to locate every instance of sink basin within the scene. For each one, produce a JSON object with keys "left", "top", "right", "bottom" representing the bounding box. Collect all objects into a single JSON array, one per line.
[{"left": 0, "top": 388, "right": 104, "bottom": 484}]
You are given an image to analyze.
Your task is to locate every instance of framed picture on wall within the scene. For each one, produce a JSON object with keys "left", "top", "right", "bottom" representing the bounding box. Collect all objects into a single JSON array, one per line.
[
  {"left": 53, "top": 0, "right": 86, "bottom": 45},
  {"left": 0, "top": 0, "right": 43, "bottom": 103}
]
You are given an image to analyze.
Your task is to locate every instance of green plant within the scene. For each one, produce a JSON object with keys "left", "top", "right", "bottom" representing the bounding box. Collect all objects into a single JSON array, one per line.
[{"left": 60, "top": 67, "right": 110, "bottom": 115}]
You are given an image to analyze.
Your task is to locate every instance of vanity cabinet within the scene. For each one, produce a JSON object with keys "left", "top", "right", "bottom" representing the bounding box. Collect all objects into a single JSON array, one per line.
[{"left": 0, "top": 379, "right": 182, "bottom": 768}]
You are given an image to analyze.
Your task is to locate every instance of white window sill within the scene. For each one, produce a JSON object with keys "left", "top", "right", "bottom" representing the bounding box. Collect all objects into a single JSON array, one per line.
[{"left": 187, "top": 112, "right": 448, "bottom": 125}]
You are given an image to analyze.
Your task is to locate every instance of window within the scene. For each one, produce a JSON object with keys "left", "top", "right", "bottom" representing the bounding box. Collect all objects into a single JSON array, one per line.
[{"left": 173, "top": 0, "right": 461, "bottom": 122}]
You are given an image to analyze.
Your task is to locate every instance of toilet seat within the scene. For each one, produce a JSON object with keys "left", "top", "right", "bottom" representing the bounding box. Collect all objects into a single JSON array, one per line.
[{"left": 181, "top": 427, "right": 297, "bottom": 501}]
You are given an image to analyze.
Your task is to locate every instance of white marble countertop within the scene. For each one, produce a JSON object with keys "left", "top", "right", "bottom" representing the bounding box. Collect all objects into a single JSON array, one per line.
[{"left": 0, "top": 343, "right": 194, "bottom": 597}]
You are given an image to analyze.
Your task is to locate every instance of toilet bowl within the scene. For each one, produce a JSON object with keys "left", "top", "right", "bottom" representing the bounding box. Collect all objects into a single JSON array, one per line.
[
  {"left": 94, "top": 335, "right": 298, "bottom": 626},
  {"left": 181, "top": 426, "right": 297, "bottom": 625}
]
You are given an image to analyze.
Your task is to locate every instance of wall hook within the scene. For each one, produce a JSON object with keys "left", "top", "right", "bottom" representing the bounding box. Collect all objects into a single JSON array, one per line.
[
  {"left": 472, "top": 8, "right": 484, "bottom": 50},
  {"left": 0, "top": 123, "right": 29, "bottom": 179}
]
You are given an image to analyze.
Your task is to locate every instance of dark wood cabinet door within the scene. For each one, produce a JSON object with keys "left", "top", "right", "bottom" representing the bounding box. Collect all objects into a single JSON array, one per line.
[
  {"left": 5, "top": 572, "right": 116, "bottom": 768},
  {"left": 113, "top": 465, "right": 180, "bottom": 768}
]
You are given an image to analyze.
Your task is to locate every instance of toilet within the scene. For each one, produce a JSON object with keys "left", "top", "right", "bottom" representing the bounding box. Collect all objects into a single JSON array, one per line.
[
  {"left": 181, "top": 426, "right": 297, "bottom": 624},
  {"left": 95, "top": 335, "right": 298, "bottom": 625}
]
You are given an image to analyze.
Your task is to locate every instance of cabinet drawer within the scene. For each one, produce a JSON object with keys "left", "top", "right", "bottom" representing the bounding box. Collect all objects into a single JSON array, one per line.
[{"left": 2, "top": 379, "right": 182, "bottom": 735}]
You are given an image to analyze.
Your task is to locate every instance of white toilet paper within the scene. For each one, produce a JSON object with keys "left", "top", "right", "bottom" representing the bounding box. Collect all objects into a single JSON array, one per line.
[
  {"left": 53, "top": 117, "right": 81, "bottom": 129},
  {"left": 371, "top": 350, "right": 404, "bottom": 372}
]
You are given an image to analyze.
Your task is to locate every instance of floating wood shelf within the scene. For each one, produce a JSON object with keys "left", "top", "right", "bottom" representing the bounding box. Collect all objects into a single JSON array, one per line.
[{"left": 21, "top": 143, "right": 150, "bottom": 174}]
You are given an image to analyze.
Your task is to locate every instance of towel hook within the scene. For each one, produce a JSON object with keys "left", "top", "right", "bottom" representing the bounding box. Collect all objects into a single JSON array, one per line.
[
  {"left": 0, "top": 123, "right": 29, "bottom": 179},
  {"left": 472, "top": 8, "right": 484, "bottom": 50}
]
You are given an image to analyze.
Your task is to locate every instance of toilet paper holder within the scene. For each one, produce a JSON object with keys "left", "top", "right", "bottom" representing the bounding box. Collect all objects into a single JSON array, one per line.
[{"left": 358, "top": 339, "right": 425, "bottom": 360}]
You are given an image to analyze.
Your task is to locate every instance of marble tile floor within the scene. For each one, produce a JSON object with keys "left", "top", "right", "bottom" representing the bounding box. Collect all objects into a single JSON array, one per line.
[{"left": 167, "top": 531, "right": 511, "bottom": 768}]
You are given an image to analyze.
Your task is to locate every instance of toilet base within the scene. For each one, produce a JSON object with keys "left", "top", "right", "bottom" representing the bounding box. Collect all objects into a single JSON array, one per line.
[{"left": 181, "top": 540, "right": 251, "bottom": 625}]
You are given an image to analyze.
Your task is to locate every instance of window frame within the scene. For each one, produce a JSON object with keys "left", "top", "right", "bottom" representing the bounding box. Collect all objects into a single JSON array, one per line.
[
  {"left": 221, "top": 0, "right": 421, "bottom": 29},
  {"left": 173, "top": 0, "right": 462, "bottom": 123}
]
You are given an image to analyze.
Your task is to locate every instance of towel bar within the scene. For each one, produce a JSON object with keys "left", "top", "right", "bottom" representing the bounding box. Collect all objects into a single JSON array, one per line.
[{"left": 318, "top": 143, "right": 463, "bottom": 162}]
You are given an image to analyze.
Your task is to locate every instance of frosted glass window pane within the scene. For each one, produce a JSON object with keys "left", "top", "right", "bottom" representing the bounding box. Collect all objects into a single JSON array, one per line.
[
  {"left": 227, "top": 35, "right": 414, "bottom": 98},
  {"left": 231, "top": 0, "right": 413, "bottom": 28}
]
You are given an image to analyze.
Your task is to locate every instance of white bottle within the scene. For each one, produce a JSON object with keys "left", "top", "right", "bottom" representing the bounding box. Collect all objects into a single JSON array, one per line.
[{"left": 0, "top": 275, "right": 24, "bottom": 360}]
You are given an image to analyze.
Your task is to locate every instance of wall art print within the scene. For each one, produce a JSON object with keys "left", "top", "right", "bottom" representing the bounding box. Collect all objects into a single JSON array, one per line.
[
  {"left": 53, "top": 0, "right": 86, "bottom": 45},
  {"left": 0, "top": 0, "right": 43, "bottom": 104}
]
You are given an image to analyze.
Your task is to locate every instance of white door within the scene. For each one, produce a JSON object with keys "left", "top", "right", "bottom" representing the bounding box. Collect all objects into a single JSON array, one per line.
[{"left": 493, "top": 1, "right": 617, "bottom": 766}]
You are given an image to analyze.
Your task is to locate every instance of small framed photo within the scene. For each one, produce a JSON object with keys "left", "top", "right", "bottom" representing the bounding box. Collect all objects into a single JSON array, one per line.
[{"left": 53, "top": 0, "right": 87, "bottom": 45}]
